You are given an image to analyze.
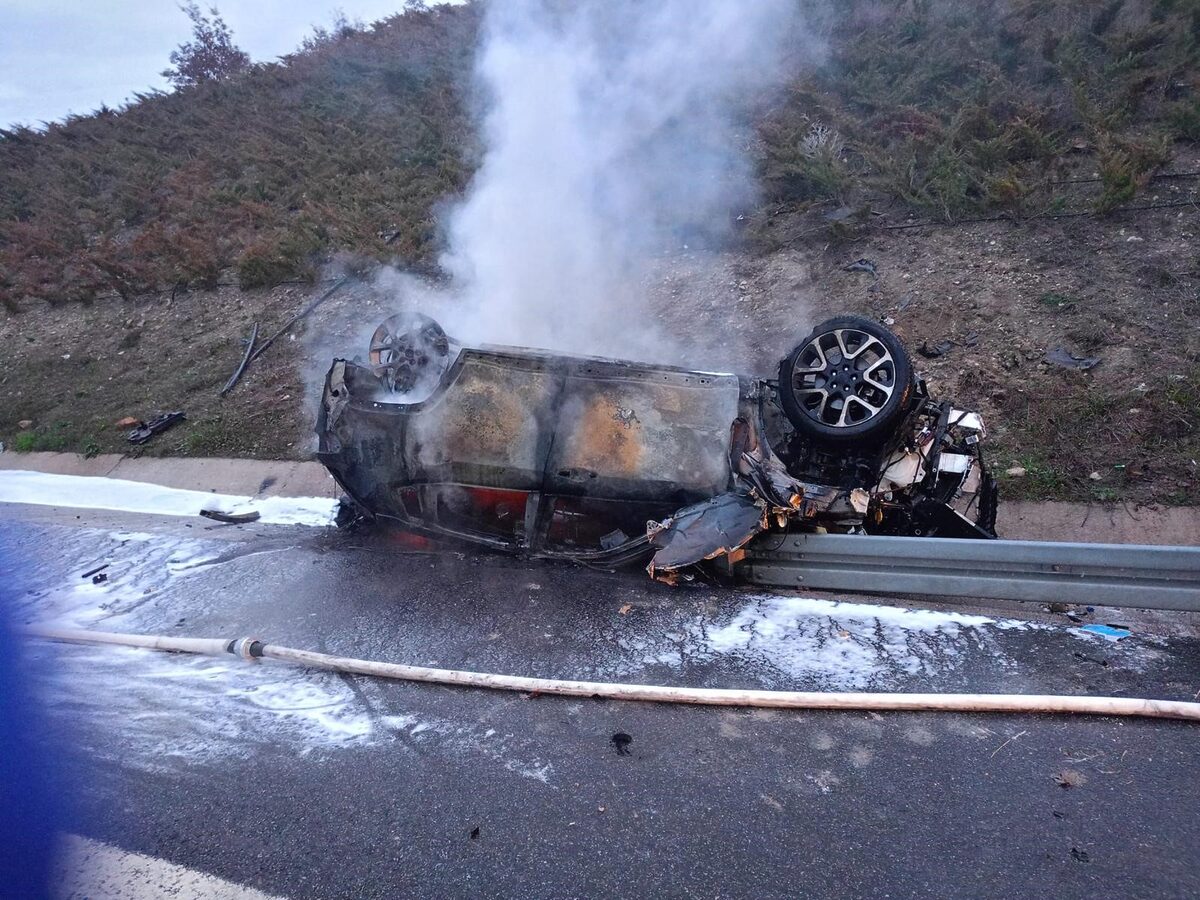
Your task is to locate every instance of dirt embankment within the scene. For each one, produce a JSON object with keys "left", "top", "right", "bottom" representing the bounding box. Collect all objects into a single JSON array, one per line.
[{"left": 2, "top": 198, "right": 1198, "bottom": 508}]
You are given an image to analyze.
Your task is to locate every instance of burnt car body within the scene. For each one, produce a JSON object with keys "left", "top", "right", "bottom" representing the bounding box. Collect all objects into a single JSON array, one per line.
[{"left": 316, "top": 313, "right": 997, "bottom": 581}]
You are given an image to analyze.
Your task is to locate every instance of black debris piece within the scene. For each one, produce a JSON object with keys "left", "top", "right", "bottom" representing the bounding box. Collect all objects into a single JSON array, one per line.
[
  {"left": 612, "top": 732, "right": 633, "bottom": 756},
  {"left": 128, "top": 411, "right": 186, "bottom": 444},
  {"left": 91, "top": 573, "right": 108, "bottom": 585},
  {"left": 1044, "top": 347, "right": 1101, "bottom": 370},
  {"left": 200, "top": 509, "right": 262, "bottom": 525},
  {"left": 220, "top": 323, "right": 259, "bottom": 397},
  {"left": 81, "top": 563, "right": 110, "bottom": 580},
  {"left": 1070, "top": 848, "right": 1090, "bottom": 863},
  {"left": 918, "top": 340, "right": 954, "bottom": 359},
  {"left": 842, "top": 258, "right": 878, "bottom": 277},
  {"left": 469, "top": 826, "right": 480, "bottom": 840}
]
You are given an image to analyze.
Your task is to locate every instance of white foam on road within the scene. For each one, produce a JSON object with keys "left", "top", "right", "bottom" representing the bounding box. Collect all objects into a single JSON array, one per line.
[
  {"left": 19, "top": 527, "right": 557, "bottom": 784},
  {"left": 705, "top": 594, "right": 1000, "bottom": 688},
  {"left": 637, "top": 593, "right": 1043, "bottom": 690},
  {"left": 0, "top": 469, "right": 337, "bottom": 526}
]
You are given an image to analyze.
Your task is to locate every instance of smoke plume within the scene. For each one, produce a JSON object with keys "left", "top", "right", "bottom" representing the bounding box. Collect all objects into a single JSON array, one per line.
[{"left": 432, "top": 0, "right": 810, "bottom": 362}]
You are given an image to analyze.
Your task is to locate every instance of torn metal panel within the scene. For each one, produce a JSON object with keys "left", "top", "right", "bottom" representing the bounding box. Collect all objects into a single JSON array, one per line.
[{"left": 647, "top": 491, "right": 766, "bottom": 583}]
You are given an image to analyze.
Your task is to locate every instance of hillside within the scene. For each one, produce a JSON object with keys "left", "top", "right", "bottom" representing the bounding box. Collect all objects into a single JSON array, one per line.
[{"left": 1, "top": 0, "right": 1198, "bottom": 508}]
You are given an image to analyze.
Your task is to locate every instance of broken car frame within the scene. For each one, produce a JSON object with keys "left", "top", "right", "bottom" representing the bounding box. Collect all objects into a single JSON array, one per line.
[{"left": 316, "top": 313, "right": 997, "bottom": 583}]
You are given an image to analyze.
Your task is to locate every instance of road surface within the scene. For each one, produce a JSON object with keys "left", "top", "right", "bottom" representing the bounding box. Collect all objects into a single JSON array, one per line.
[{"left": 3, "top": 502, "right": 1198, "bottom": 899}]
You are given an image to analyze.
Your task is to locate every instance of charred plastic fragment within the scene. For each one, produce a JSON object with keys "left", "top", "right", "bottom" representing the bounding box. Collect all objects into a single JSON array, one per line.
[
  {"left": 128, "top": 411, "right": 186, "bottom": 445},
  {"left": 315, "top": 313, "right": 997, "bottom": 582}
]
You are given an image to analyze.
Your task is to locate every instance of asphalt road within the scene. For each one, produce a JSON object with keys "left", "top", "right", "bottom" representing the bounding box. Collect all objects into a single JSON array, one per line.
[{"left": 4, "top": 503, "right": 1199, "bottom": 899}]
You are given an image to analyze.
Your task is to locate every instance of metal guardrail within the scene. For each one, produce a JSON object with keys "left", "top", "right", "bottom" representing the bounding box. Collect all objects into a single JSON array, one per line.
[{"left": 736, "top": 534, "right": 1200, "bottom": 612}]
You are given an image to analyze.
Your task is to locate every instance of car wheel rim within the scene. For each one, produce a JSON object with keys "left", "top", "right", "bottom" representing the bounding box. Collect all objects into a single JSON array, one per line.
[
  {"left": 369, "top": 314, "right": 450, "bottom": 393},
  {"left": 789, "top": 327, "right": 896, "bottom": 428}
]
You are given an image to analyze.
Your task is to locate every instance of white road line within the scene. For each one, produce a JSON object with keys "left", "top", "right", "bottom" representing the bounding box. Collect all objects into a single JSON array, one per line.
[{"left": 55, "top": 834, "right": 285, "bottom": 900}]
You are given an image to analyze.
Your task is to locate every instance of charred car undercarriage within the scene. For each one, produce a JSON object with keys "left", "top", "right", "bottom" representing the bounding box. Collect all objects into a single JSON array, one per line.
[{"left": 316, "top": 313, "right": 998, "bottom": 583}]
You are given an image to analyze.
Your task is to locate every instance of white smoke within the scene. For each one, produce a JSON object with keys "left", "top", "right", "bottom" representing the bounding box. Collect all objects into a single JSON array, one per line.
[{"left": 430, "top": 0, "right": 813, "bottom": 362}]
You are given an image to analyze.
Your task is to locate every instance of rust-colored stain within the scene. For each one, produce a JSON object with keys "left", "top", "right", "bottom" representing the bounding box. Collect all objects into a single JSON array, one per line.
[
  {"left": 437, "top": 375, "right": 533, "bottom": 461},
  {"left": 563, "top": 394, "right": 645, "bottom": 476}
]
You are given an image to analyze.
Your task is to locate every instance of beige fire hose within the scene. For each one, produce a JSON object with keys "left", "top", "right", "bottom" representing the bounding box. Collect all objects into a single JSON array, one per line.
[{"left": 24, "top": 625, "right": 1200, "bottom": 722}]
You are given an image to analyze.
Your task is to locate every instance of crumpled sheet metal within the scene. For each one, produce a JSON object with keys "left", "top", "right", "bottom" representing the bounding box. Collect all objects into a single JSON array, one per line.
[
  {"left": 646, "top": 491, "right": 767, "bottom": 584},
  {"left": 646, "top": 474, "right": 871, "bottom": 583}
]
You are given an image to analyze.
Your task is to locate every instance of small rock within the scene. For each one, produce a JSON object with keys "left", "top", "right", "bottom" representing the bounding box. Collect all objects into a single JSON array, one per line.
[
  {"left": 1005, "top": 467, "right": 1027, "bottom": 477},
  {"left": 115, "top": 416, "right": 140, "bottom": 429},
  {"left": 17, "top": 419, "right": 33, "bottom": 429},
  {"left": 1088, "top": 471, "right": 1102, "bottom": 481}
]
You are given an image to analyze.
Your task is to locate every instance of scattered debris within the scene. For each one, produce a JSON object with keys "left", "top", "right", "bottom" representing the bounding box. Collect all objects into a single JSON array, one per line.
[
  {"left": 823, "top": 205, "right": 856, "bottom": 223},
  {"left": 128, "top": 412, "right": 185, "bottom": 445},
  {"left": 17, "top": 419, "right": 32, "bottom": 430},
  {"left": 469, "top": 826, "right": 480, "bottom": 840},
  {"left": 918, "top": 339, "right": 954, "bottom": 359},
  {"left": 1080, "top": 623, "right": 1131, "bottom": 641},
  {"left": 91, "top": 573, "right": 108, "bottom": 585},
  {"left": 618, "top": 604, "right": 633, "bottom": 615},
  {"left": 114, "top": 416, "right": 141, "bottom": 429},
  {"left": 1054, "top": 769, "right": 1087, "bottom": 789},
  {"left": 1044, "top": 347, "right": 1101, "bottom": 371},
  {"left": 1070, "top": 848, "right": 1091, "bottom": 863},
  {"left": 220, "top": 322, "right": 259, "bottom": 397},
  {"left": 989, "top": 730, "right": 1027, "bottom": 758},
  {"left": 80, "top": 563, "right": 110, "bottom": 580},
  {"left": 600, "top": 529, "right": 629, "bottom": 551},
  {"left": 843, "top": 258, "right": 878, "bottom": 277},
  {"left": 223, "top": 232, "right": 404, "bottom": 396},
  {"left": 199, "top": 509, "right": 262, "bottom": 525},
  {"left": 611, "top": 732, "right": 633, "bottom": 756}
]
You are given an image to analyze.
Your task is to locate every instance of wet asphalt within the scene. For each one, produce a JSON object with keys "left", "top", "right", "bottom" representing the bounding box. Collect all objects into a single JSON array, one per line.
[{"left": 3, "top": 504, "right": 1199, "bottom": 899}]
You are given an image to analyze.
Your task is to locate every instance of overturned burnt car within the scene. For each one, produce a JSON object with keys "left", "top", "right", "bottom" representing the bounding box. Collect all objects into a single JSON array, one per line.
[{"left": 316, "top": 313, "right": 997, "bottom": 582}]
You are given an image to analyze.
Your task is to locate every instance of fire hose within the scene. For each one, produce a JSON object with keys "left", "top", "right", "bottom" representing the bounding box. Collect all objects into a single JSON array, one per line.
[{"left": 24, "top": 625, "right": 1200, "bottom": 722}]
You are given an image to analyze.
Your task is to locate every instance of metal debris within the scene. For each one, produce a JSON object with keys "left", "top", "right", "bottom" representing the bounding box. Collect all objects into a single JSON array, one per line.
[{"left": 1044, "top": 347, "right": 1101, "bottom": 370}]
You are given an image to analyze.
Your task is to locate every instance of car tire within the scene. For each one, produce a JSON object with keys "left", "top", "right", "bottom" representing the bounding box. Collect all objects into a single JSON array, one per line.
[{"left": 778, "top": 315, "right": 915, "bottom": 445}]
